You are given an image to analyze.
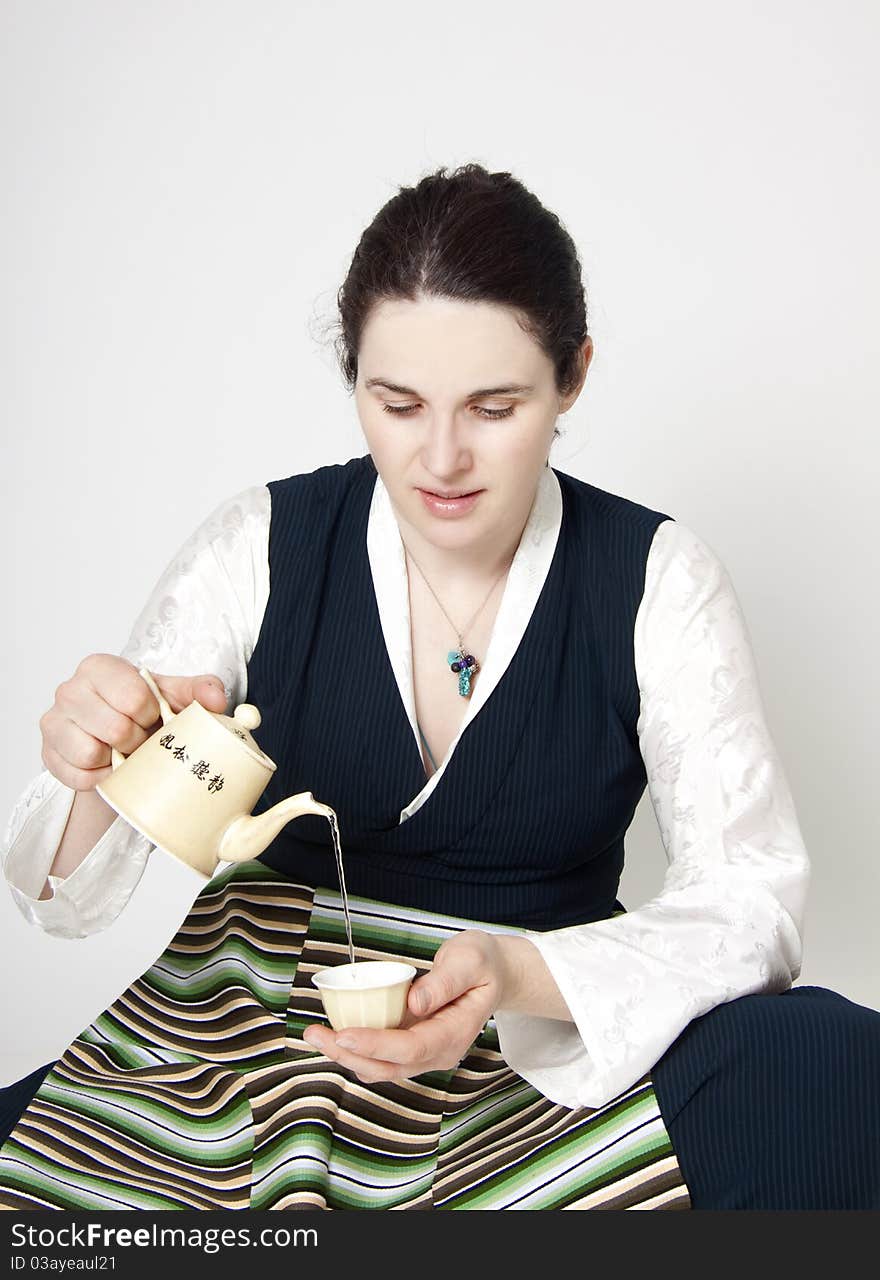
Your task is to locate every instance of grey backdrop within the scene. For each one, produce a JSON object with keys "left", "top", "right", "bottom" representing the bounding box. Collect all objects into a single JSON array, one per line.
[{"left": 2, "top": 0, "right": 877, "bottom": 1084}]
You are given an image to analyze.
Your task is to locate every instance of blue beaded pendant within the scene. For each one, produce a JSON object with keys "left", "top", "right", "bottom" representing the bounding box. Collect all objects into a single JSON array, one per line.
[{"left": 447, "top": 648, "right": 478, "bottom": 697}]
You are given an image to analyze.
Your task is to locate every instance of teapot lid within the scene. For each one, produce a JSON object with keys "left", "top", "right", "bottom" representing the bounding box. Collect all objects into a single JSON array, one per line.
[{"left": 213, "top": 704, "right": 275, "bottom": 769}]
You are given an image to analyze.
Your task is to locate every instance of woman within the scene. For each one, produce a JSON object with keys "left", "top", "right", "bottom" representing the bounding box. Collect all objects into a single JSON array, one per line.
[{"left": 2, "top": 163, "right": 878, "bottom": 1211}]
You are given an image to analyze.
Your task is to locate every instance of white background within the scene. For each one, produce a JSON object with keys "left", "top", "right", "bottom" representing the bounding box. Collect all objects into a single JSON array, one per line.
[{"left": 1, "top": 0, "right": 877, "bottom": 1084}]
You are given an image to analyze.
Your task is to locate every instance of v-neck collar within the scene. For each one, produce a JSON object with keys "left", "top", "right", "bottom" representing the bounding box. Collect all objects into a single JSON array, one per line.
[{"left": 366, "top": 465, "right": 564, "bottom": 824}]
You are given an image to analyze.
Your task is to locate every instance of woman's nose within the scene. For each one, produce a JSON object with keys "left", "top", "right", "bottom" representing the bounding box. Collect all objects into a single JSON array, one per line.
[{"left": 420, "top": 414, "right": 472, "bottom": 475}]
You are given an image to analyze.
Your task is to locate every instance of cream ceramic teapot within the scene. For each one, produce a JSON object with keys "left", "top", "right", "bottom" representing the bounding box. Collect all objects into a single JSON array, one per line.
[{"left": 96, "top": 667, "right": 333, "bottom": 878}]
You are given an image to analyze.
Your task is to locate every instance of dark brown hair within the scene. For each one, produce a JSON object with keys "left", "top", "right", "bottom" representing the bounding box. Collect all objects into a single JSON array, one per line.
[{"left": 331, "top": 163, "right": 590, "bottom": 401}]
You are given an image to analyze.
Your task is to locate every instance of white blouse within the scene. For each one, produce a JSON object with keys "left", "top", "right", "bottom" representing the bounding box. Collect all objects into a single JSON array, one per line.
[{"left": 0, "top": 463, "right": 810, "bottom": 1110}]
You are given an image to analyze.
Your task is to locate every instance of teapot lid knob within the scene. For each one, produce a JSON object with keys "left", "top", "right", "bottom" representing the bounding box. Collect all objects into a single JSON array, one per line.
[{"left": 233, "top": 703, "right": 262, "bottom": 731}]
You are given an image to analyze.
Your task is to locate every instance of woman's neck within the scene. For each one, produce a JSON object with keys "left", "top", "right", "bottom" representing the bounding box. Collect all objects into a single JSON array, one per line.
[
  {"left": 389, "top": 482, "right": 540, "bottom": 593},
  {"left": 393, "top": 512, "right": 523, "bottom": 595}
]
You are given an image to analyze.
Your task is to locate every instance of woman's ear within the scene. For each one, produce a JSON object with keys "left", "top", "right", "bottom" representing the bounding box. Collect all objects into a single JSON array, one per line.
[{"left": 558, "top": 337, "right": 593, "bottom": 414}]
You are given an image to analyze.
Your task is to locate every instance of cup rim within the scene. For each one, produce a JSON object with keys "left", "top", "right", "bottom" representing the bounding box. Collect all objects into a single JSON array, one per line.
[{"left": 311, "top": 961, "right": 417, "bottom": 991}]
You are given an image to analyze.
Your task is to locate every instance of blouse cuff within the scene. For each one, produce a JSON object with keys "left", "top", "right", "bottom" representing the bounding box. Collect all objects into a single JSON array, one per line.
[
  {"left": 489, "top": 922, "right": 613, "bottom": 1110},
  {"left": 493, "top": 1004, "right": 602, "bottom": 1111},
  {"left": 3, "top": 772, "right": 152, "bottom": 939},
  {"left": 496, "top": 878, "right": 801, "bottom": 1113}
]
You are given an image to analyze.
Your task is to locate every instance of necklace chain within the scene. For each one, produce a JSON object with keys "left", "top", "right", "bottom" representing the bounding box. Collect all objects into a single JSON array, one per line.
[{"left": 405, "top": 546, "right": 509, "bottom": 649}]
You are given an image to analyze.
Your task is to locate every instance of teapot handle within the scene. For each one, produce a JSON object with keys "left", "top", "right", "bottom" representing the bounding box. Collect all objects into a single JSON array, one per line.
[{"left": 110, "top": 668, "right": 175, "bottom": 771}]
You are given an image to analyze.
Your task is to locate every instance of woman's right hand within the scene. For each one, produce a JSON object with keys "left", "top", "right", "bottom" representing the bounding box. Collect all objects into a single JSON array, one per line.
[{"left": 39, "top": 654, "right": 229, "bottom": 792}]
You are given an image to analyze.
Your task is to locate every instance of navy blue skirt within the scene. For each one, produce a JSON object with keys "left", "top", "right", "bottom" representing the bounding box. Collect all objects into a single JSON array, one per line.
[
  {"left": 650, "top": 984, "right": 880, "bottom": 1208},
  {"left": 2, "top": 984, "right": 879, "bottom": 1209}
]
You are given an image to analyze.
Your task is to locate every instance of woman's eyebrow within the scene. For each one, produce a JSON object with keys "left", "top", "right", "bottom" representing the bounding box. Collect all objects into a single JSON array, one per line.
[{"left": 364, "top": 378, "right": 535, "bottom": 397}]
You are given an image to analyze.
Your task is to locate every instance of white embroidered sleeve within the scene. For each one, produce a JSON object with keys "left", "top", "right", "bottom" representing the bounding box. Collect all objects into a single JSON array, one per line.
[
  {"left": 1, "top": 485, "right": 272, "bottom": 939},
  {"left": 494, "top": 519, "right": 811, "bottom": 1110}
]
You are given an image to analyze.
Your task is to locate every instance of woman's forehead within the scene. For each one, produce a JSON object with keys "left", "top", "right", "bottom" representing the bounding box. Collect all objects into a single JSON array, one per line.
[{"left": 359, "top": 296, "right": 550, "bottom": 384}]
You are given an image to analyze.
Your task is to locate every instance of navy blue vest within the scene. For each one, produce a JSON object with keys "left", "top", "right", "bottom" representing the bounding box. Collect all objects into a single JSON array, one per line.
[{"left": 247, "top": 455, "right": 673, "bottom": 931}]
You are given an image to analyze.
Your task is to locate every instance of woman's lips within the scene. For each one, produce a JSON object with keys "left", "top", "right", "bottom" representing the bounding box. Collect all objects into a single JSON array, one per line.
[{"left": 417, "top": 488, "right": 482, "bottom": 517}]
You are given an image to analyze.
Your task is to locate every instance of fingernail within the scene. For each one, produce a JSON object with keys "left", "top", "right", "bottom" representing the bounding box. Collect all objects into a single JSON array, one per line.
[
  {"left": 336, "top": 1036, "right": 357, "bottom": 1051},
  {"left": 414, "top": 990, "right": 429, "bottom": 1013},
  {"left": 303, "top": 1029, "right": 319, "bottom": 1046}
]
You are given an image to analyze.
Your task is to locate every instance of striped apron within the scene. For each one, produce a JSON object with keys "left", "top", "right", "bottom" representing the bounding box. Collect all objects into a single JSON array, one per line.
[{"left": 0, "top": 860, "right": 690, "bottom": 1210}]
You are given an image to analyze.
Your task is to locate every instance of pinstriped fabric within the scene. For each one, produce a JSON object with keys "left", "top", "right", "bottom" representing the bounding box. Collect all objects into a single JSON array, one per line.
[
  {"left": 251, "top": 456, "right": 674, "bottom": 931},
  {"left": 651, "top": 984, "right": 880, "bottom": 1209},
  {"left": 0, "top": 862, "right": 690, "bottom": 1210}
]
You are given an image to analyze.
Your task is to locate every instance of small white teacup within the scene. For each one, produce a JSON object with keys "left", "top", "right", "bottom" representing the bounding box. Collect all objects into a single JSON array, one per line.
[{"left": 311, "top": 961, "right": 417, "bottom": 1031}]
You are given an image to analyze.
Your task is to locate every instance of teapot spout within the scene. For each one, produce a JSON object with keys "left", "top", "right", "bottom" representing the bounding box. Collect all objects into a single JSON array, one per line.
[{"left": 218, "top": 792, "right": 335, "bottom": 864}]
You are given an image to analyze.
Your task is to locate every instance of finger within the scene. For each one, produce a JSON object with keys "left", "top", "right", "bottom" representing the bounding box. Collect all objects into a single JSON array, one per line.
[
  {"left": 44, "top": 713, "right": 113, "bottom": 773},
  {"left": 303, "top": 1027, "right": 436, "bottom": 1085},
  {"left": 155, "top": 673, "right": 228, "bottom": 715},
  {"left": 305, "top": 988, "right": 489, "bottom": 1069},
  {"left": 41, "top": 739, "right": 113, "bottom": 792},
  {"left": 71, "top": 659, "right": 164, "bottom": 733},
  {"left": 408, "top": 946, "right": 492, "bottom": 1017},
  {"left": 395, "top": 1006, "right": 424, "bottom": 1031},
  {"left": 305, "top": 1023, "right": 435, "bottom": 1069},
  {"left": 54, "top": 682, "right": 148, "bottom": 758},
  {"left": 192, "top": 675, "right": 228, "bottom": 711}
]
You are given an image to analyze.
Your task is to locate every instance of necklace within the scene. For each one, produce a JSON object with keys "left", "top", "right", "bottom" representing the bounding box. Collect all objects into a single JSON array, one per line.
[{"left": 405, "top": 545, "right": 510, "bottom": 697}]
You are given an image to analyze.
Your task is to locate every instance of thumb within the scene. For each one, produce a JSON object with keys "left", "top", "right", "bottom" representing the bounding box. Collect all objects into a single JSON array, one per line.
[
  {"left": 151, "top": 673, "right": 228, "bottom": 715},
  {"left": 191, "top": 674, "right": 228, "bottom": 712},
  {"left": 408, "top": 954, "right": 476, "bottom": 1017}
]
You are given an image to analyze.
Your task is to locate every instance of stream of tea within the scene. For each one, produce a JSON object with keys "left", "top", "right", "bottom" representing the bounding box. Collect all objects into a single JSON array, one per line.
[{"left": 325, "top": 808, "right": 356, "bottom": 967}]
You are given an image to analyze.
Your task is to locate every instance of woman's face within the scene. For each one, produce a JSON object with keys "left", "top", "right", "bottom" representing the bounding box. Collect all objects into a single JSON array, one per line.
[{"left": 354, "top": 295, "right": 591, "bottom": 556}]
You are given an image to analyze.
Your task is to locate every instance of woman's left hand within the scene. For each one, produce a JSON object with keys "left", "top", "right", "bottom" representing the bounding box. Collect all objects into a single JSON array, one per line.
[{"left": 302, "top": 929, "right": 513, "bottom": 1083}]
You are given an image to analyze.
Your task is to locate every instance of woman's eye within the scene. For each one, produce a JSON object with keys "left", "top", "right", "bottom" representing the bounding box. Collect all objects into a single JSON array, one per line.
[{"left": 381, "top": 403, "right": 516, "bottom": 420}]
